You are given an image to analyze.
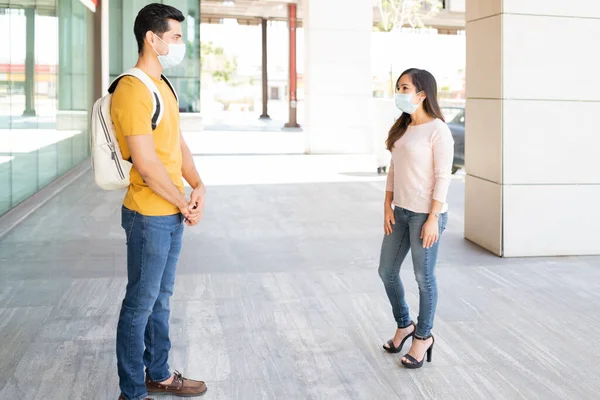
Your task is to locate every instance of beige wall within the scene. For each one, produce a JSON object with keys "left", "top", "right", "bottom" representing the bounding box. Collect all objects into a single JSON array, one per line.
[{"left": 465, "top": 0, "right": 600, "bottom": 256}]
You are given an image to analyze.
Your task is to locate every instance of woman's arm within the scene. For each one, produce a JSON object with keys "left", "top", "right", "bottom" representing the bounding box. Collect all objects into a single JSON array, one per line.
[
  {"left": 385, "top": 158, "right": 395, "bottom": 206},
  {"left": 431, "top": 125, "right": 455, "bottom": 207},
  {"left": 421, "top": 126, "right": 454, "bottom": 248},
  {"left": 384, "top": 159, "right": 395, "bottom": 235}
]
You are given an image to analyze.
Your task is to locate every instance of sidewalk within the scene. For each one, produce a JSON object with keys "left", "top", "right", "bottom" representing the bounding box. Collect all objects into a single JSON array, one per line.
[{"left": 0, "top": 155, "right": 599, "bottom": 399}]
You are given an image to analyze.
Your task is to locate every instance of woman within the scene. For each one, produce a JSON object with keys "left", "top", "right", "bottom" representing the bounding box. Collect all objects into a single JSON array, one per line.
[{"left": 378, "top": 68, "right": 454, "bottom": 369}]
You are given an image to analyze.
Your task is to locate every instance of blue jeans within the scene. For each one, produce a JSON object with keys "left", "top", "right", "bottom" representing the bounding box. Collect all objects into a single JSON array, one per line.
[
  {"left": 117, "top": 206, "right": 184, "bottom": 400},
  {"left": 378, "top": 207, "right": 448, "bottom": 338}
]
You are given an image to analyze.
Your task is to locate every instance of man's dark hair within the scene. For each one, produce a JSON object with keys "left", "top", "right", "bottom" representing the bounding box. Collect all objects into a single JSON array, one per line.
[{"left": 134, "top": 3, "right": 185, "bottom": 54}]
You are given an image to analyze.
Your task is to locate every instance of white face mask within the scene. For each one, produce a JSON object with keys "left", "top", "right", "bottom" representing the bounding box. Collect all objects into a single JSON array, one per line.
[
  {"left": 394, "top": 92, "right": 423, "bottom": 114},
  {"left": 153, "top": 34, "right": 186, "bottom": 69}
]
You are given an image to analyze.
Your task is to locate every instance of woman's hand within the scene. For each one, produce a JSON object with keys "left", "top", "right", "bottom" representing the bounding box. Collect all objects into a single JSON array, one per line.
[
  {"left": 384, "top": 205, "right": 396, "bottom": 235},
  {"left": 421, "top": 216, "right": 439, "bottom": 248}
]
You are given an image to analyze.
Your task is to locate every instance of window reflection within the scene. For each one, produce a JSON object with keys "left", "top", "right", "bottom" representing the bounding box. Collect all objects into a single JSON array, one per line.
[{"left": 0, "top": 0, "right": 93, "bottom": 216}]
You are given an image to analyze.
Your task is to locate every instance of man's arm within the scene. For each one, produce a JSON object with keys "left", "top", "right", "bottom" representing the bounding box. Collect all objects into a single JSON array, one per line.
[
  {"left": 180, "top": 131, "right": 204, "bottom": 190},
  {"left": 127, "top": 135, "right": 189, "bottom": 214},
  {"left": 179, "top": 131, "right": 205, "bottom": 226}
]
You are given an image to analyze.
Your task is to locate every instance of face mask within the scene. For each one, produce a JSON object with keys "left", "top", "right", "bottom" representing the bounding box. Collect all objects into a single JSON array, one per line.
[
  {"left": 394, "top": 92, "right": 423, "bottom": 114},
  {"left": 153, "top": 34, "right": 186, "bottom": 69}
]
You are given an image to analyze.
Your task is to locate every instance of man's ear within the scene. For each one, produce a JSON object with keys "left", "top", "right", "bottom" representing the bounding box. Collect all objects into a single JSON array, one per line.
[{"left": 145, "top": 30, "right": 155, "bottom": 47}]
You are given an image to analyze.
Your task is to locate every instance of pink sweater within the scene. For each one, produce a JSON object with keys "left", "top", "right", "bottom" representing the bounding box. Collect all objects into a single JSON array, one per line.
[{"left": 385, "top": 118, "right": 455, "bottom": 213}]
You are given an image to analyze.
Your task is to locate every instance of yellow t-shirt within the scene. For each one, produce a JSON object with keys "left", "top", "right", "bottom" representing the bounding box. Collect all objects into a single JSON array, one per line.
[{"left": 110, "top": 75, "right": 183, "bottom": 216}]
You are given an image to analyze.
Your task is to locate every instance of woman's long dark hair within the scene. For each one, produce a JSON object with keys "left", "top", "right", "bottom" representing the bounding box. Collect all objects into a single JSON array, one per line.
[{"left": 386, "top": 68, "right": 445, "bottom": 151}]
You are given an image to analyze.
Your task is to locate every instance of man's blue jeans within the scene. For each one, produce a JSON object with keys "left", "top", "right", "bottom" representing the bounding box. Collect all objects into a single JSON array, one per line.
[
  {"left": 117, "top": 206, "right": 184, "bottom": 400},
  {"left": 378, "top": 206, "right": 448, "bottom": 338}
]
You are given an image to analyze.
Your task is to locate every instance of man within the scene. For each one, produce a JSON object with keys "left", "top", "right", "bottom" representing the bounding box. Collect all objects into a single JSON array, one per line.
[{"left": 111, "top": 4, "right": 207, "bottom": 399}]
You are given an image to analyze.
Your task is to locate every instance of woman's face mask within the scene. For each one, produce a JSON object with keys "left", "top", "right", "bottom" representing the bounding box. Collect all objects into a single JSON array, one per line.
[{"left": 394, "top": 91, "right": 424, "bottom": 114}]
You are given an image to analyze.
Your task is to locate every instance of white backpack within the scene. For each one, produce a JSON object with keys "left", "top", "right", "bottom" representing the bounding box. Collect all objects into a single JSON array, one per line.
[{"left": 90, "top": 68, "right": 177, "bottom": 190}]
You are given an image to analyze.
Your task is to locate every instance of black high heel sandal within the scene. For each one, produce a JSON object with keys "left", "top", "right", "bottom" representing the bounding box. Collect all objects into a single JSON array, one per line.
[
  {"left": 401, "top": 334, "right": 434, "bottom": 369},
  {"left": 383, "top": 321, "right": 415, "bottom": 354}
]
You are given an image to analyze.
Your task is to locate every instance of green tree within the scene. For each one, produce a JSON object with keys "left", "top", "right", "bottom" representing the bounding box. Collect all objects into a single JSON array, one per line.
[
  {"left": 376, "top": 0, "right": 443, "bottom": 32},
  {"left": 200, "top": 41, "right": 238, "bottom": 83}
]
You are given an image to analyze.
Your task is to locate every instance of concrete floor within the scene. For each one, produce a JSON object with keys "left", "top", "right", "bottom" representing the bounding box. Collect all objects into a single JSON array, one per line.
[{"left": 0, "top": 156, "right": 599, "bottom": 400}]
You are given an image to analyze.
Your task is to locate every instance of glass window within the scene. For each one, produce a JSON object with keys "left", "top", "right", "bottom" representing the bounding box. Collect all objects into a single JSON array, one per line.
[{"left": 0, "top": 0, "right": 94, "bottom": 216}]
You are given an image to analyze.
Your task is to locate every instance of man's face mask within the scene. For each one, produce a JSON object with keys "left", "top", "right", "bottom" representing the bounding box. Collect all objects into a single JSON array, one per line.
[{"left": 153, "top": 34, "right": 186, "bottom": 69}]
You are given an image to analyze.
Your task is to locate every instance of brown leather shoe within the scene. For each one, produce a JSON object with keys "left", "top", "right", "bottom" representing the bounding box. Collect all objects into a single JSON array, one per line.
[{"left": 146, "top": 371, "right": 207, "bottom": 397}]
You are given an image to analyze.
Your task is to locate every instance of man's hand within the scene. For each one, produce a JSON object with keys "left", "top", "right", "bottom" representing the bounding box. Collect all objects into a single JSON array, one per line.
[
  {"left": 177, "top": 197, "right": 193, "bottom": 221},
  {"left": 185, "top": 185, "right": 206, "bottom": 225},
  {"left": 184, "top": 217, "right": 200, "bottom": 227}
]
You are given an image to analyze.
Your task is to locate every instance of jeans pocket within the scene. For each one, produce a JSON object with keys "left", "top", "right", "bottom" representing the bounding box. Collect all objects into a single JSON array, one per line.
[{"left": 122, "top": 209, "right": 137, "bottom": 245}]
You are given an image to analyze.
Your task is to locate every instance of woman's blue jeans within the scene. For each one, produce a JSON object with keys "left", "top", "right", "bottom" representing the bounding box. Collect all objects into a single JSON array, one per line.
[{"left": 378, "top": 206, "right": 448, "bottom": 338}]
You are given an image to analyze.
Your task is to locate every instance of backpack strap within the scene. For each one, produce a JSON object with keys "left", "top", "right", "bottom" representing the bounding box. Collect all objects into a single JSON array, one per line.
[
  {"left": 108, "top": 68, "right": 165, "bottom": 130},
  {"left": 161, "top": 74, "right": 178, "bottom": 104}
]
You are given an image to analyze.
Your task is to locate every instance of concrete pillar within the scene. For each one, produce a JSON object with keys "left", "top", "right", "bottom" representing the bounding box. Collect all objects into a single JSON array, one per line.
[
  {"left": 285, "top": 4, "right": 299, "bottom": 128},
  {"left": 93, "top": 0, "right": 103, "bottom": 101},
  {"left": 259, "top": 18, "right": 270, "bottom": 120},
  {"left": 23, "top": 7, "right": 36, "bottom": 117},
  {"left": 465, "top": 0, "right": 600, "bottom": 257},
  {"left": 101, "top": 0, "right": 110, "bottom": 94},
  {"left": 303, "top": 0, "right": 372, "bottom": 153}
]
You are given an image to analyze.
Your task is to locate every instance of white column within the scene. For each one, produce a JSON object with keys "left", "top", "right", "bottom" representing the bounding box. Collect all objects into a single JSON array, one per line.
[
  {"left": 303, "top": 0, "right": 373, "bottom": 154},
  {"left": 101, "top": 0, "right": 110, "bottom": 93},
  {"left": 465, "top": 0, "right": 600, "bottom": 256}
]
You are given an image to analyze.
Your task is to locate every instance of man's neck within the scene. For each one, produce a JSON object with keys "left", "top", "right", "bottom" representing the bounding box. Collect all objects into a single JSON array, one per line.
[{"left": 135, "top": 52, "right": 163, "bottom": 80}]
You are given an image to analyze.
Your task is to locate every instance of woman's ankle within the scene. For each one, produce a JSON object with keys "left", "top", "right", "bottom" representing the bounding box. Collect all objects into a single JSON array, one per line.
[{"left": 397, "top": 321, "right": 414, "bottom": 330}]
